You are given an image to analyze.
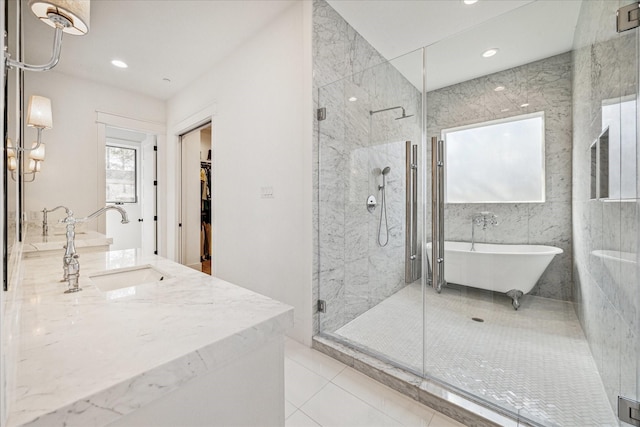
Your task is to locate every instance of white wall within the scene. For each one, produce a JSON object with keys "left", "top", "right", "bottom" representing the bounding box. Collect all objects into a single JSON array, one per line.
[
  {"left": 1, "top": 1, "right": 6, "bottom": 423},
  {"left": 166, "top": 1, "right": 313, "bottom": 343},
  {"left": 23, "top": 72, "right": 165, "bottom": 228}
]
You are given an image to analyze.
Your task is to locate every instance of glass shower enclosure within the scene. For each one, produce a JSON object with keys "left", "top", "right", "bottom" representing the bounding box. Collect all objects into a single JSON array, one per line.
[
  {"left": 317, "top": 1, "right": 640, "bottom": 426},
  {"left": 317, "top": 48, "right": 425, "bottom": 375}
]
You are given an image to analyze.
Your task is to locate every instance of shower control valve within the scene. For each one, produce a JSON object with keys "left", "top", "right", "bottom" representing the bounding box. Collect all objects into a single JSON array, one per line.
[{"left": 366, "top": 195, "right": 377, "bottom": 213}]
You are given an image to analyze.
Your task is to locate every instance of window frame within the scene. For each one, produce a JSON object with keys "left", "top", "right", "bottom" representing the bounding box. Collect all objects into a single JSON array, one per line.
[
  {"left": 105, "top": 144, "right": 139, "bottom": 204},
  {"left": 441, "top": 111, "right": 546, "bottom": 204}
]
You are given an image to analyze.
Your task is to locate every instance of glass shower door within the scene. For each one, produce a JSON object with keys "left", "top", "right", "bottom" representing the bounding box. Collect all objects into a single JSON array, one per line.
[
  {"left": 423, "top": 0, "right": 640, "bottom": 425},
  {"left": 317, "top": 48, "right": 426, "bottom": 375}
]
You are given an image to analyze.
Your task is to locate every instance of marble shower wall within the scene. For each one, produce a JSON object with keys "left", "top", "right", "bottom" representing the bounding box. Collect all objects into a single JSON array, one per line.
[
  {"left": 313, "top": 0, "right": 422, "bottom": 333},
  {"left": 427, "top": 52, "right": 573, "bottom": 301},
  {"left": 571, "top": 0, "right": 639, "bottom": 413}
]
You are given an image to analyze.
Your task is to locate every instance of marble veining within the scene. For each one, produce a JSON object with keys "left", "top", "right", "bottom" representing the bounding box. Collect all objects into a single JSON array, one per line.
[
  {"left": 572, "top": 0, "right": 639, "bottom": 416},
  {"left": 314, "top": 0, "right": 422, "bottom": 334},
  {"left": 5, "top": 249, "right": 293, "bottom": 427},
  {"left": 428, "top": 52, "right": 573, "bottom": 301}
]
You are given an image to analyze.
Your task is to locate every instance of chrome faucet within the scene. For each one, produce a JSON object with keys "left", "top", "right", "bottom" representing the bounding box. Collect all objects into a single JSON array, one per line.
[
  {"left": 471, "top": 212, "right": 498, "bottom": 251},
  {"left": 42, "top": 205, "right": 70, "bottom": 237},
  {"left": 60, "top": 205, "right": 129, "bottom": 293}
]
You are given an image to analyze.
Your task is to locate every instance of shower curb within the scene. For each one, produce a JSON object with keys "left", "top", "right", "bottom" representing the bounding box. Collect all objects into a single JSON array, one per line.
[{"left": 312, "top": 335, "right": 542, "bottom": 427}]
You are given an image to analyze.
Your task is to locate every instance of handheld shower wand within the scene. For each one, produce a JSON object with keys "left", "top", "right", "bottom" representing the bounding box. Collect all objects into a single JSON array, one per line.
[{"left": 378, "top": 167, "right": 391, "bottom": 247}]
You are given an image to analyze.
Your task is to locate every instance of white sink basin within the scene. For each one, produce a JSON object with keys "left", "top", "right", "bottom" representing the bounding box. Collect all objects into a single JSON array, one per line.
[{"left": 89, "top": 265, "right": 170, "bottom": 292}]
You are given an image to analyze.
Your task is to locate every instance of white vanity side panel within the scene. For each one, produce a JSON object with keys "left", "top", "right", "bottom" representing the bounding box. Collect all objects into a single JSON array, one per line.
[{"left": 107, "top": 336, "right": 285, "bottom": 427}]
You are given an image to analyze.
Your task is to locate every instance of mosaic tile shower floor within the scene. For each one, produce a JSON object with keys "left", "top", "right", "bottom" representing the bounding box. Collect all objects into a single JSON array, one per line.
[{"left": 334, "top": 283, "right": 617, "bottom": 426}]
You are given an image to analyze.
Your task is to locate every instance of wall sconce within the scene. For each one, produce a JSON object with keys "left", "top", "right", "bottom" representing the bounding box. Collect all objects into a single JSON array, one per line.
[
  {"left": 6, "top": 95, "right": 52, "bottom": 182},
  {"left": 4, "top": 0, "right": 90, "bottom": 72},
  {"left": 26, "top": 95, "right": 53, "bottom": 151},
  {"left": 6, "top": 139, "right": 46, "bottom": 182}
]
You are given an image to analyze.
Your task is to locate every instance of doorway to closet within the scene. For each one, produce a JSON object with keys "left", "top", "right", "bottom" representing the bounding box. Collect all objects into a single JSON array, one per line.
[{"left": 180, "top": 123, "right": 212, "bottom": 275}]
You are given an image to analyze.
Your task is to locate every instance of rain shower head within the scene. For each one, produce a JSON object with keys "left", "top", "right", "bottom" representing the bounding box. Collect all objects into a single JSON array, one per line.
[
  {"left": 382, "top": 166, "right": 391, "bottom": 175},
  {"left": 395, "top": 111, "right": 414, "bottom": 120}
]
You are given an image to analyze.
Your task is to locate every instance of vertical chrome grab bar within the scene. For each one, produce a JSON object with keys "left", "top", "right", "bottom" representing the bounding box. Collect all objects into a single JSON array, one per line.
[
  {"left": 406, "top": 142, "right": 412, "bottom": 283},
  {"left": 411, "top": 144, "right": 420, "bottom": 280},
  {"left": 431, "top": 137, "right": 445, "bottom": 293},
  {"left": 405, "top": 141, "right": 421, "bottom": 283},
  {"left": 437, "top": 138, "right": 445, "bottom": 291}
]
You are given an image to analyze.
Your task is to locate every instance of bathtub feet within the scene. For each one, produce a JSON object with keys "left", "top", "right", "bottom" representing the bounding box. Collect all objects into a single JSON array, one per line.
[{"left": 506, "top": 289, "right": 524, "bottom": 310}]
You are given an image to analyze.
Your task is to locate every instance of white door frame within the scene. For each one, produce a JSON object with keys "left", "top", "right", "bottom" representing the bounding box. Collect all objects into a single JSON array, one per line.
[
  {"left": 170, "top": 103, "right": 217, "bottom": 271},
  {"left": 96, "top": 111, "right": 165, "bottom": 251}
]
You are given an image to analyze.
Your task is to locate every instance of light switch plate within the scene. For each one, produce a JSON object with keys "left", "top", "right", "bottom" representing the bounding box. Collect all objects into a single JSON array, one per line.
[{"left": 260, "top": 186, "right": 274, "bottom": 199}]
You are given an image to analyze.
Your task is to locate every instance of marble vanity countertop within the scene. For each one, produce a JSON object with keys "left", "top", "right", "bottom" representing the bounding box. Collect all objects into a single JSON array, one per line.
[
  {"left": 6, "top": 249, "right": 293, "bottom": 427},
  {"left": 22, "top": 230, "right": 113, "bottom": 253}
]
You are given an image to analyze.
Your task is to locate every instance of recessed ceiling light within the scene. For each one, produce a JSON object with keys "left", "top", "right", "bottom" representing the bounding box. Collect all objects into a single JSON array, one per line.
[
  {"left": 463, "top": 0, "right": 478, "bottom": 4},
  {"left": 111, "top": 59, "right": 128, "bottom": 69},
  {"left": 494, "top": 86, "right": 505, "bottom": 92},
  {"left": 520, "top": 103, "right": 530, "bottom": 108},
  {"left": 482, "top": 48, "right": 499, "bottom": 58},
  {"left": 348, "top": 96, "right": 358, "bottom": 102}
]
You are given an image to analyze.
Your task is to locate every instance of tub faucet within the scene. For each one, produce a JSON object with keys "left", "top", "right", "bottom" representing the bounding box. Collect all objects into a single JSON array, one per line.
[
  {"left": 60, "top": 205, "right": 129, "bottom": 293},
  {"left": 42, "top": 205, "right": 70, "bottom": 237},
  {"left": 471, "top": 212, "right": 498, "bottom": 251}
]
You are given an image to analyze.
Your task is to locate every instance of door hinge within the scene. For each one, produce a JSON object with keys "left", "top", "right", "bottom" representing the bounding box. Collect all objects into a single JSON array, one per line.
[
  {"left": 153, "top": 146, "right": 157, "bottom": 151},
  {"left": 619, "top": 396, "right": 640, "bottom": 426},
  {"left": 154, "top": 250, "right": 158, "bottom": 255},
  {"left": 317, "top": 299, "right": 326, "bottom": 313},
  {"left": 154, "top": 216, "right": 158, "bottom": 221},
  {"left": 153, "top": 180, "right": 157, "bottom": 186},
  {"left": 317, "top": 107, "right": 326, "bottom": 121},
  {"left": 617, "top": 2, "right": 640, "bottom": 32},
  {"left": 178, "top": 223, "right": 182, "bottom": 227}
]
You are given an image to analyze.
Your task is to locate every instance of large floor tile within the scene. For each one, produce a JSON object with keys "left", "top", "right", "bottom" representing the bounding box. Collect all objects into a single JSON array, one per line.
[
  {"left": 286, "top": 337, "right": 347, "bottom": 380},
  {"left": 285, "top": 400, "right": 297, "bottom": 419},
  {"left": 300, "top": 382, "right": 403, "bottom": 426},
  {"left": 333, "top": 367, "right": 435, "bottom": 426},
  {"left": 285, "top": 358, "right": 330, "bottom": 407},
  {"left": 286, "top": 410, "right": 321, "bottom": 427},
  {"left": 428, "top": 413, "right": 466, "bottom": 427}
]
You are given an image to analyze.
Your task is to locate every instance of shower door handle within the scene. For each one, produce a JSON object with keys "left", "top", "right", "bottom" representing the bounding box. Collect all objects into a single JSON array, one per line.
[
  {"left": 431, "top": 137, "right": 445, "bottom": 293},
  {"left": 405, "top": 141, "right": 421, "bottom": 283}
]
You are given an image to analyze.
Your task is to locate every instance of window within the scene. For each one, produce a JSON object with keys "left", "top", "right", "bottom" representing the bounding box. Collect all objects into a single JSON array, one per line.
[
  {"left": 443, "top": 112, "right": 545, "bottom": 203},
  {"left": 106, "top": 145, "right": 137, "bottom": 203}
]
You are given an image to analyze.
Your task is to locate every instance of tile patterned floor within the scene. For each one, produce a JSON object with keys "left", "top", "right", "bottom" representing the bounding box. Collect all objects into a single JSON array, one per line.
[
  {"left": 284, "top": 337, "right": 465, "bottom": 427},
  {"left": 334, "top": 283, "right": 618, "bottom": 427}
]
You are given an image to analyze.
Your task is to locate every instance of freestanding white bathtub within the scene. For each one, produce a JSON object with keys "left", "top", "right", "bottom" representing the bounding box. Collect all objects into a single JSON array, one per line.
[{"left": 426, "top": 241, "right": 562, "bottom": 310}]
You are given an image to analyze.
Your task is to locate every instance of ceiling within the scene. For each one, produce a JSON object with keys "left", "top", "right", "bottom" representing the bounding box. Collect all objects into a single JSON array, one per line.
[
  {"left": 327, "top": 0, "right": 583, "bottom": 91},
  {"left": 22, "top": 0, "right": 297, "bottom": 100},
  {"left": 22, "top": 0, "right": 582, "bottom": 99}
]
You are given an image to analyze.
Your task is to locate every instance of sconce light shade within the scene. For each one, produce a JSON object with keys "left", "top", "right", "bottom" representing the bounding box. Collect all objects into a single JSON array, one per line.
[
  {"left": 29, "top": 142, "right": 46, "bottom": 161},
  {"left": 7, "top": 157, "right": 17, "bottom": 172},
  {"left": 28, "top": 159, "right": 42, "bottom": 173},
  {"left": 6, "top": 139, "right": 16, "bottom": 158},
  {"left": 27, "top": 95, "right": 53, "bottom": 129},
  {"left": 29, "top": 0, "right": 90, "bottom": 36}
]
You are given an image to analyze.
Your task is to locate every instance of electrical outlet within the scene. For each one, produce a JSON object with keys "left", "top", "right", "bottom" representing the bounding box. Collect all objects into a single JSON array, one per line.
[{"left": 260, "top": 186, "right": 274, "bottom": 199}]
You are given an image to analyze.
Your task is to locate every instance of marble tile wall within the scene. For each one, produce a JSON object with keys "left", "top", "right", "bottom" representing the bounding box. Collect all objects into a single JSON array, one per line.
[
  {"left": 427, "top": 52, "right": 574, "bottom": 300},
  {"left": 313, "top": 0, "right": 422, "bottom": 333},
  {"left": 571, "top": 0, "right": 639, "bottom": 414}
]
